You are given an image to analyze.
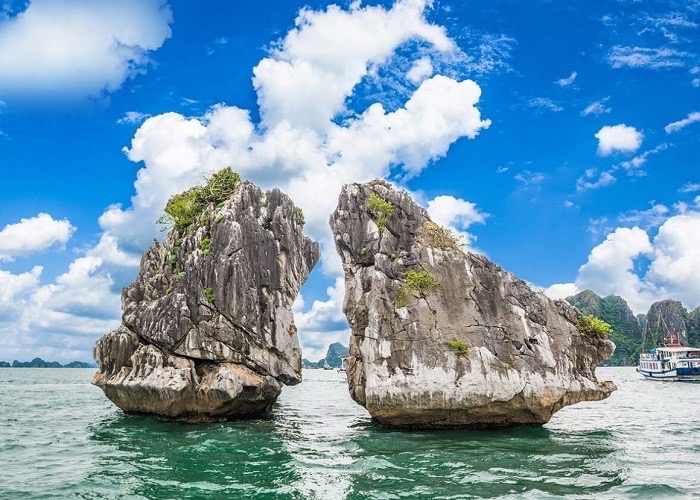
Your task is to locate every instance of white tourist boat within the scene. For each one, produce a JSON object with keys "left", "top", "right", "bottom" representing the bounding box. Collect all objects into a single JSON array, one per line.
[{"left": 637, "top": 344, "right": 700, "bottom": 381}]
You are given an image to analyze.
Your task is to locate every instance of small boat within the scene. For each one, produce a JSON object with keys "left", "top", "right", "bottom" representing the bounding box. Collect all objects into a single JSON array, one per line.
[
  {"left": 637, "top": 346, "right": 700, "bottom": 381},
  {"left": 637, "top": 315, "right": 700, "bottom": 381},
  {"left": 337, "top": 356, "right": 348, "bottom": 375}
]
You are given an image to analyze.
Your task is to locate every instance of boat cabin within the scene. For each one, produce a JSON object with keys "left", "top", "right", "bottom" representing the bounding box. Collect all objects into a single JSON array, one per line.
[{"left": 638, "top": 347, "right": 700, "bottom": 380}]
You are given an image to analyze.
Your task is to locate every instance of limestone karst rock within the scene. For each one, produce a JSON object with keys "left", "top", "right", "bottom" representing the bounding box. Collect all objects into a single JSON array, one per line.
[
  {"left": 93, "top": 171, "right": 319, "bottom": 421},
  {"left": 645, "top": 300, "right": 690, "bottom": 346},
  {"left": 330, "top": 181, "right": 616, "bottom": 429}
]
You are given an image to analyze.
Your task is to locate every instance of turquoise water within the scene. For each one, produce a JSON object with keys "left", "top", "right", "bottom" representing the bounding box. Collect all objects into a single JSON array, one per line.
[{"left": 0, "top": 368, "right": 698, "bottom": 499}]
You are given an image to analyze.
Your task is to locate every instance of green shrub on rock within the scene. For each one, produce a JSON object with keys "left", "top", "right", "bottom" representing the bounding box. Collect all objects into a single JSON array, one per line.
[
  {"left": 198, "top": 168, "right": 241, "bottom": 204},
  {"left": 157, "top": 167, "right": 242, "bottom": 232},
  {"left": 403, "top": 269, "right": 440, "bottom": 297},
  {"left": 576, "top": 315, "right": 612, "bottom": 337},
  {"left": 447, "top": 340, "right": 470, "bottom": 356},
  {"left": 396, "top": 268, "right": 440, "bottom": 307},
  {"left": 365, "top": 193, "right": 394, "bottom": 232},
  {"left": 201, "top": 238, "right": 211, "bottom": 256}
]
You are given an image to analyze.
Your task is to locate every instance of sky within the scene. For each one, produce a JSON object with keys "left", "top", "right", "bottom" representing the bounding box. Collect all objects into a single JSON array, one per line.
[{"left": 0, "top": 0, "right": 698, "bottom": 363}]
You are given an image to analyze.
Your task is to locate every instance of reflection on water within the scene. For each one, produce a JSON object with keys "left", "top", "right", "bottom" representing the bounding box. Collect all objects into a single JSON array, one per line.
[{"left": 1, "top": 368, "right": 698, "bottom": 499}]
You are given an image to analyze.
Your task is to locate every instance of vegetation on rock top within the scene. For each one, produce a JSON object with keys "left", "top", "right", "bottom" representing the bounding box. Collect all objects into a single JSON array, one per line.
[
  {"left": 157, "top": 167, "right": 242, "bottom": 232},
  {"left": 576, "top": 314, "right": 612, "bottom": 337}
]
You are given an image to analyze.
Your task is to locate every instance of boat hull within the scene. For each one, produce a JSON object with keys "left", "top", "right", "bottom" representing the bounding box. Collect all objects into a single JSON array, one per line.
[{"left": 636, "top": 368, "right": 700, "bottom": 381}]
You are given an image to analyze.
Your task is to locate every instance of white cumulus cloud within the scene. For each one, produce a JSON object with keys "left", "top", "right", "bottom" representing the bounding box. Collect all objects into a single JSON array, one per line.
[
  {"left": 545, "top": 209, "right": 700, "bottom": 314},
  {"left": 595, "top": 124, "right": 643, "bottom": 156},
  {"left": 426, "top": 195, "right": 487, "bottom": 245},
  {"left": 0, "top": 266, "right": 42, "bottom": 320},
  {"left": 407, "top": 57, "right": 434, "bottom": 83},
  {"left": 0, "top": 0, "right": 172, "bottom": 98},
  {"left": 0, "top": 213, "right": 74, "bottom": 260},
  {"left": 252, "top": 0, "right": 454, "bottom": 132}
]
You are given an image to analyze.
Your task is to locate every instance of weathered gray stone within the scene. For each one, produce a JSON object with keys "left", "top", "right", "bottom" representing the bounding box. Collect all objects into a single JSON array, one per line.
[
  {"left": 94, "top": 181, "right": 319, "bottom": 421},
  {"left": 330, "top": 181, "right": 616, "bottom": 429}
]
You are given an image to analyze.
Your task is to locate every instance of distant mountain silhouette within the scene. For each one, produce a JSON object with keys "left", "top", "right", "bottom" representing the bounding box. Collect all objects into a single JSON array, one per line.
[
  {"left": 303, "top": 342, "right": 349, "bottom": 369},
  {"left": 0, "top": 358, "right": 96, "bottom": 368}
]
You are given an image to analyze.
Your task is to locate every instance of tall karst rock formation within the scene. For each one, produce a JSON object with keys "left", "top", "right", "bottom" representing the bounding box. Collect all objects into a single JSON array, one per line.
[
  {"left": 93, "top": 169, "right": 319, "bottom": 421},
  {"left": 330, "top": 181, "right": 615, "bottom": 429}
]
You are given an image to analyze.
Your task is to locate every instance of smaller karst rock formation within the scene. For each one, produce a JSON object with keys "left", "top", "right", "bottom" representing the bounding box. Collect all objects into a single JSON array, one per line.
[
  {"left": 330, "top": 181, "right": 616, "bottom": 429},
  {"left": 93, "top": 169, "right": 319, "bottom": 421}
]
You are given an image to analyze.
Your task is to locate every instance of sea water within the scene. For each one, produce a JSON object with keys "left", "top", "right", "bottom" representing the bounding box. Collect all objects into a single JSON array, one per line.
[{"left": 0, "top": 367, "right": 698, "bottom": 499}]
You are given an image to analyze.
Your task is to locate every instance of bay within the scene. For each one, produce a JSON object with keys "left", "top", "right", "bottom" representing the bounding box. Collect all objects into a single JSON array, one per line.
[{"left": 0, "top": 367, "right": 697, "bottom": 499}]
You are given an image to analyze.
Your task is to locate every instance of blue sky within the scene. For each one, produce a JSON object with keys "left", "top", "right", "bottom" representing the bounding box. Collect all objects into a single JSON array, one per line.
[{"left": 0, "top": 0, "right": 698, "bottom": 362}]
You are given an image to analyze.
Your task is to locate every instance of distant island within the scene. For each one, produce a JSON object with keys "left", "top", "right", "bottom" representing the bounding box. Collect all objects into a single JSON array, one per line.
[
  {"left": 0, "top": 358, "right": 96, "bottom": 368},
  {"left": 567, "top": 291, "right": 700, "bottom": 366},
  {"left": 303, "top": 342, "right": 348, "bottom": 369}
]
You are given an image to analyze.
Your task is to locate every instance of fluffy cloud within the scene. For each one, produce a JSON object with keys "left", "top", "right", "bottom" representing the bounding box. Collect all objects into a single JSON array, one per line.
[
  {"left": 665, "top": 111, "right": 700, "bottom": 133},
  {"left": 0, "top": 266, "right": 42, "bottom": 320},
  {"left": 595, "top": 124, "right": 643, "bottom": 156},
  {"left": 25, "top": 256, "right": 121, "bottom": 328},
  {"left": 0, "top": 0, "right": 172, "bottom": 98},
  {"left": 252, "top": 0, "right": 454, "bottom": 132},
  {"left": 407, "top": 57, "right": 434, "bottom": 83},
  {"left": 545, "top": 227, "right": 654, "bottom": 312},
  {"left": 0, "top": 256, "right": 121, "bottom": 363},
  {"left": 426, "top": 195, "right": 487, "bottom": 245},
  {"left": 0, "top": 213, "right": 74, "bottom": 260},
  {"left": 645, "top": 213, "right": 700, "bottom": 307},
  {"left": 546, "top": 207, "right": 700, "bottom": 314},
  {"left": 1, "top": 0, "right": 491, "bottom": 362}
]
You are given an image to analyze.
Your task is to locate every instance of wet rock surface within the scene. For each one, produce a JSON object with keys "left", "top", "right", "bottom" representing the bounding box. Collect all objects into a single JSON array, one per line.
[
  {"left": 94, "top": 181, "right": 319, "bottom": 421},
  {"left": 330, "top": 181, "right": 616, "bottom": 429}
]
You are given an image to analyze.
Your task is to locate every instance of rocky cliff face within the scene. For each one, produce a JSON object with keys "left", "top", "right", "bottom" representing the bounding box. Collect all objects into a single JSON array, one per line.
[
  {"left": 93, "top": 177, "right": 319, "bottom": 421},
  {"left": 330, "top": 181, "right": 615, "bottom": 429},
  {"left": 645, "top": 300, "right": 689, "bottom": 346}
]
